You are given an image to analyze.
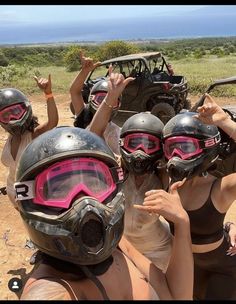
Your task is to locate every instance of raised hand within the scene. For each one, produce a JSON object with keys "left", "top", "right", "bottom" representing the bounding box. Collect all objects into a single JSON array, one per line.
[
  {"left": 195, "top": 93, "right": 229, "bottom": 125},
  {"left": 80, "top": 51, "right": 101, "bottom": 72},
  {"left": 134, "top": 179, "right": 188, "bottom": 225},
  {"left": 106, "top": 64, "right": 135, "bottom": 104},
  {"left": 34, "top": 74, "right": 52, "bottom": 95}
]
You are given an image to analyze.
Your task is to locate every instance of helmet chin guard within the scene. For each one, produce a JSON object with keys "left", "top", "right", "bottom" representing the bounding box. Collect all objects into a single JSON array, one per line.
[
  {"left": 15, "top": 126, "right": 125, "bottom": 266},
  {"left": 163, "top": 112, "right": 221, "bottom": 182},
  {"left": 120, "top": 112, "right": 164, "bottom": 174}
]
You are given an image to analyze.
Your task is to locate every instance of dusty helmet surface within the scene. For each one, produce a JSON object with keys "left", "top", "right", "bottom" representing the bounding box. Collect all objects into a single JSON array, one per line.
[
  {"left": 15, "top": 126, "right": 125, "bottom": 266},
  {"left": 0, "top": 88, "right": 33, "bottom": 135},
  {"left": 88, "top": 78, "right": 121, "bottom": 119},
  {"left": 120, "top": 112, "right": 164, "bottom": 174},
  {"left": 163, "top": 111, "right": 221, "bottom": 182}
]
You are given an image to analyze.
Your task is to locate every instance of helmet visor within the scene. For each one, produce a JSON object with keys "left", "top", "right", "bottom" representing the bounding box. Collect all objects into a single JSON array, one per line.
[
  {"left": 164, "top": 136, "right": 203, "bottom": 160},
  {"left": 0, "top": 103, "right": 27, "bottom": 124},
  {"left": 121, "top": 133, "right": 161, "bottom": 154},
  {"left": 34, "top": 158, "right": 118, "bottom": 208}
]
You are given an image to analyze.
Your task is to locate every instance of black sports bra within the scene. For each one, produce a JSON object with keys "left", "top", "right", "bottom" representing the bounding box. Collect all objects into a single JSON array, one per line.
[{"left": 169, "top": 180, "right": 226, "bottom": 245}]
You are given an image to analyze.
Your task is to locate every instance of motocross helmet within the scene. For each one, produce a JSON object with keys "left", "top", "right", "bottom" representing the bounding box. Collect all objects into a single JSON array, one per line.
[
  {"left": 0, "top": 88, "right": 33, "bottom": 135},
  {"left": 14, "top": 126, "right": 125, "bottom": 266},
  {"left": 88, "top": 78, "right": 121, "bottom": 119},
  {"left": 163, "top": 112, "right": 221, "bottom": 182},
  {"left": 120, "top": 112, "right": 164, "bottom": 175}
]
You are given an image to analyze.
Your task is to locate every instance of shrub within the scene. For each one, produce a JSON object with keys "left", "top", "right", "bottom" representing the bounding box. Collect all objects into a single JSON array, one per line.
[
  {"left": 98, "top": 40, "right": 140, "bottom": 61},
  {"left": 0, "top": 51, "right": 9, "bottom": 67}
]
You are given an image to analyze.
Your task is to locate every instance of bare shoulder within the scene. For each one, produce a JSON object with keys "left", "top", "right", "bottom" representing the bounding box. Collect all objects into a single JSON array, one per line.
[{"left": 20, "top": 278, "right": 72, "bottom": 300}]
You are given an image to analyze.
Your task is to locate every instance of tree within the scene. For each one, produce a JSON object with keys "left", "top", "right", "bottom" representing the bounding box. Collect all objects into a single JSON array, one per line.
[
  {"left": 98, "top": 40, "right": 140, "bottom": 61},
  {"left": 63, "top": 46, "right": 83, "bottom": 72}
]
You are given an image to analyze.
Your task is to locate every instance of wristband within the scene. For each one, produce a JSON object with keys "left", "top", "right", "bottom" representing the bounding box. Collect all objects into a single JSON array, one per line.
[
  {"left": 104, "top": 100, "right": 113, "bottom": 109},
  {"left": 45, "top": 93, "right": 54, "bottom": 99}
]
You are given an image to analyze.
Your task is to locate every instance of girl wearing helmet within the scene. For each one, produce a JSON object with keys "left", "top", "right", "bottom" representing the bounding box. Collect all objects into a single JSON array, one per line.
[
  {"left": 69, "top": 52, "right": 124, "bottom": 155},
  {"left": 90, "top": 76, "right": 172, "bottom": 273},
  {"left": 15, "top": 126, "right": 193, "bottom": 300},
  {"left": 0, "top": 74, "right": 58, "bottom": 210},
  {"left": 135, "top": 94, "right": 236, "bottom": 300}
]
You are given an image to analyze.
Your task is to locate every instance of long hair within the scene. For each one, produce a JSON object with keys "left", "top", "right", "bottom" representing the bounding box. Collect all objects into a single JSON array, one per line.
[{"left": 27, "top": 115, "right": 39, "bottom": 132}]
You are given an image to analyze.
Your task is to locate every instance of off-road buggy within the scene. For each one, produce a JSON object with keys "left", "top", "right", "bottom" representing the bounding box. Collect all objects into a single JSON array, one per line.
[{"left": 82, "top": 52, "right": 190, "bottom": 125}]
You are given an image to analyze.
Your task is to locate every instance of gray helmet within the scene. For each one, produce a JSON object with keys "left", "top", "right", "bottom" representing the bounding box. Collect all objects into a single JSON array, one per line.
[
  {"left": 15, "top": 126, "right": 125, "bottom": 266},
  {"left": 163, "top": 112, "right": 221, "bottom": 182},
  {"left": 88, "top": 78, "right": 121, "bottom": 119},
  {"left": 120, "top": 112, "right": 164, "bottom": 174},
  {"left": 0, "top": 88, "right": 33, "bottom": 135}
]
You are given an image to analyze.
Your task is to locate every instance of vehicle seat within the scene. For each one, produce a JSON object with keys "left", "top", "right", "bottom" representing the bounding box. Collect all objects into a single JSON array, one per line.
[
  {"left": 152, "top": 67, "right": 160, "bottom": 75},
  {"left": 121, "top": 71, "right": 126, "bottom": 78},
  {"left": 130, "top": 69, "right": 137, "bottom": 77}
]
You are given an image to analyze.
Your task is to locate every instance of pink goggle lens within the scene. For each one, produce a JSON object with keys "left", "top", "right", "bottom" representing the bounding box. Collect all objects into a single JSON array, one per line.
[
  {"left": 164, "top": 136, "right": 203, "bottom": 160},
  {"left": 122, "top": 133, "right": 161, "bottom": 154},
  {"left": 0, "top": 103, "right": 27, "bottom": 124},
  {"left": 33, "top": 157, "right": 118, "bottom": 209}
]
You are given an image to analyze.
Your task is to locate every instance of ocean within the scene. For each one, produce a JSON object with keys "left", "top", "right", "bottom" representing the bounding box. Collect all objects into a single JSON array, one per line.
[{"left": 1, "top": 12, "right": 236, "bottom": 45}]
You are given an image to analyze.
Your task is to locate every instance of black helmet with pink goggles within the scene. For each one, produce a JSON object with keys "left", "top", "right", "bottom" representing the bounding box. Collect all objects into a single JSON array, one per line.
[
  {"left": 0, "top": 88, "right": 33, "bottom": 135},
  {"left": 120, "top": 112, "right": 164, "bottom": 174},
  {"left": 88, "top": 78, "right": 121, "bottom": 119},
  {"left": 15, "top": 126, "right": 125, "bottom": 266},
  {"left": 163, "top": 112, "right": 221, "bottom": 182}
]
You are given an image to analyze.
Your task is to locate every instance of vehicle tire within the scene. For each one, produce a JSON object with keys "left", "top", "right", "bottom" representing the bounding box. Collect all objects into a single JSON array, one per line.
[
  {"left": 151, "top": 102, "right": 175, "bottom": 125},
  {"left": 183, "top": 98, "right": 191, "bottom": 110}
]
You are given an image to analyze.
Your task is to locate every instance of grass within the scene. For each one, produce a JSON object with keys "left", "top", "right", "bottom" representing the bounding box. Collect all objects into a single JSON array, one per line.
[
  {"left": 1, "top": 55, "right": 236, "bottom": 97},
  {"left": 170, "top": 55, "right": 236, "bottom": 97}
]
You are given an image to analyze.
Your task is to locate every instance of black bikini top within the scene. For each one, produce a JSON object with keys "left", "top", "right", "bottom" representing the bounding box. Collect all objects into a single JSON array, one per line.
[{"left": 168, "top": 180, "right": 226, "bottom": 245}]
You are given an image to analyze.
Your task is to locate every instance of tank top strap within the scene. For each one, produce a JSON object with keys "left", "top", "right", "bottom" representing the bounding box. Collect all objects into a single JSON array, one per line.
[{"left": 206, "top": 178, "right": 218, "bottom": 204}]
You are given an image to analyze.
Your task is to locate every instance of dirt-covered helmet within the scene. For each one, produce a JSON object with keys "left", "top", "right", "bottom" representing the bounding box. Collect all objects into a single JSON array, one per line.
[
  {"left": 0, "top": 88, "right": 33, "bottom": 135},
  {"left": 163, "top": 112, "right": 221, "bottom": 182},
  {"left": 88, "top": 78, "right": 121, "bottom": 119},
  {"left": 15, "top": 126, "right": 125, "bottom": 266},
  {"left": 120, "top": 112, "right": 164, "bottom": 175}
]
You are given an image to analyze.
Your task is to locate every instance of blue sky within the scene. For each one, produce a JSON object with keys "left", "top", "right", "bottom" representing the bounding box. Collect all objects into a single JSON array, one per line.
[
  {"left": 1, "top": 5, "right": 206, "bottom": 25},
  {"left": 1, "top": 5, "right": 235, "bottom": 44}
]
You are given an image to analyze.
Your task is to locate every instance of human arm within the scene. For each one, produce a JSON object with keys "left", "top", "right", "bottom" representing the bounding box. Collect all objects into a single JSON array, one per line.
[
  {"left": 119, "top": 235, "right": 172, "bottom": 300},
  {"left": 70, "top": 52, "right": 101, "bottom": 116},
  {"left": 196, "top": 93, "right": 236, "bottom": 141},
  {"left": 89, "top": 65, "right": 134, "bottom": 137},
  {"left": 131, "top": 180, "right": 193, "bottom": 299},
  {"left": 32, "top": 74, "right": 59, "bottom": 139},
  {"left": 196, "top": 94, "right": 236, "bottom": 210}
]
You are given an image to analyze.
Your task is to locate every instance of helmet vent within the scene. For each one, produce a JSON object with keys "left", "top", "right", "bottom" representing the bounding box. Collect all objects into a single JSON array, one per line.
[{"left": 80, "top": 216, "right": 104, "bottom": 249}]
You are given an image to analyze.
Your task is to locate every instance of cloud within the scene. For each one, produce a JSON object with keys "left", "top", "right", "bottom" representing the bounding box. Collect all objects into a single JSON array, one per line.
[{"left": 0, "top": 10, "right": 27, "bottom": 26}]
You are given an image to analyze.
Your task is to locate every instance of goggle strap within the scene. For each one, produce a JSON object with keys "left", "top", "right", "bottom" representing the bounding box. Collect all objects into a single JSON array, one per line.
[
  {"left": 200, "top": 133, "right": 221, "bottom": 149},
  {"left": 14, "top": 180, "right": 35, "bottom": 200}
]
